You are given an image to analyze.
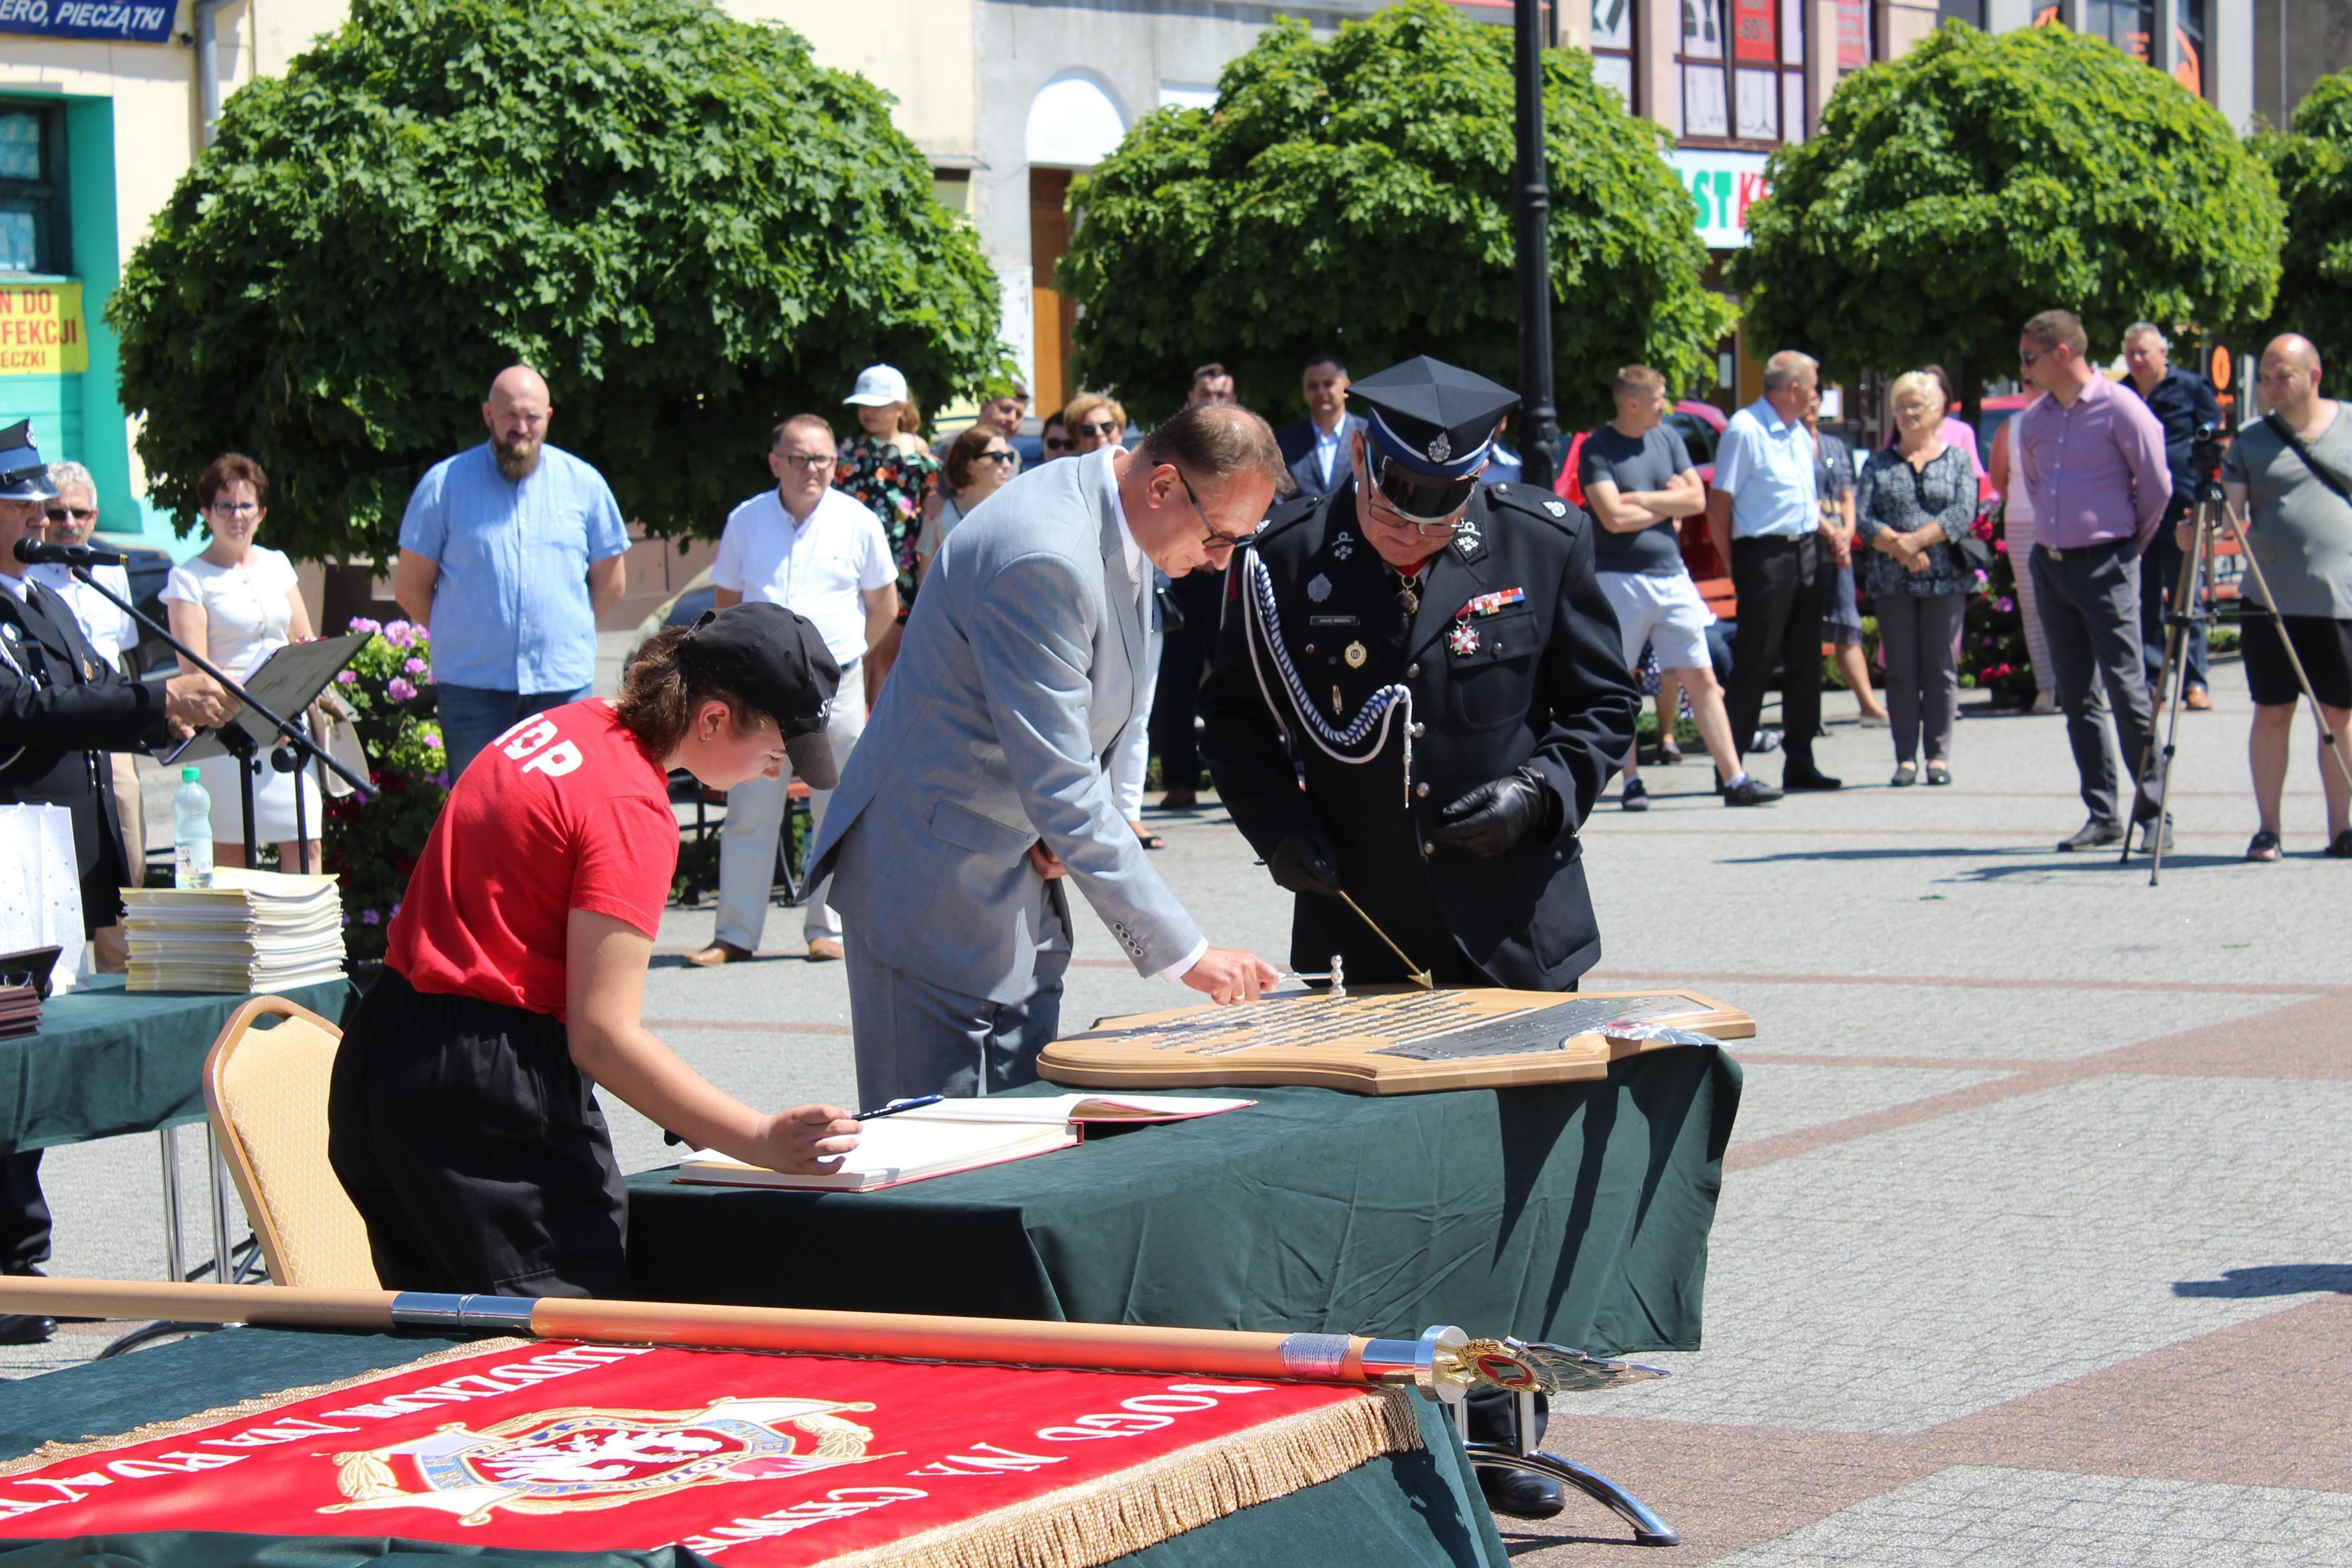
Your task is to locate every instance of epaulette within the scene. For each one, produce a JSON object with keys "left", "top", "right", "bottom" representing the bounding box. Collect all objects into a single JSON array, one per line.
[
  {"left": 1482, "top": 480, "right": 1587, "bottom": 536},
  {"left": 1254, "top": 491, "right": 1321, "bottom": 543}
]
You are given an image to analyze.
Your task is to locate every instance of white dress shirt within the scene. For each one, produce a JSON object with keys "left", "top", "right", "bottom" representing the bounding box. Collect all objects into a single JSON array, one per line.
[
  {"left": 29, "top": 562, "right": 137, "bottom": 668},
  {"left": 1713, "top": 397, "right": 1820, "bottom": 539},
  {"left": 710, "top": 486, "right": 896, "bottom": 666}
]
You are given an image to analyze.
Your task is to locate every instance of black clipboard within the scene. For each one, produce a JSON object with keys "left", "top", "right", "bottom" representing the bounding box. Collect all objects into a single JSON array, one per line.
[{"left": 163, "top": 632, "right": 371, "bottom": 764}]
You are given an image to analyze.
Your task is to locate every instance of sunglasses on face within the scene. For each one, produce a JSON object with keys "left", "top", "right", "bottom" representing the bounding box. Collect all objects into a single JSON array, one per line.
[
  {"left": 977, "top": 450, "right": 1017, "bottom": 465},
  {"left": 2017, "top": 349, "right": 2043, "bottom": 368},
  {"left": 1076, "top": 421, "right": 1119, "bottom": 439},
  {"left": 43, "top": 506, "right": 93, "bottom": 522},
  {"left": 1044, "top": 436, "right": 1073, "bottom": 451}
]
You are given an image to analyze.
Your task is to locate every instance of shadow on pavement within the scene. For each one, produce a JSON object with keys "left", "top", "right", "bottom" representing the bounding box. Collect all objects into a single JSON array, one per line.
[{"left": 2172, "top": 1264, "right": 2352, "bottom": 1297}]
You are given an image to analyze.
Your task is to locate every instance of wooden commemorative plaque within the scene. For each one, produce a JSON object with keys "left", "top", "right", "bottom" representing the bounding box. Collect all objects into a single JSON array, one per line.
[{"left": 1036, "top": 986, "right": 1754, "bottom": 1095}]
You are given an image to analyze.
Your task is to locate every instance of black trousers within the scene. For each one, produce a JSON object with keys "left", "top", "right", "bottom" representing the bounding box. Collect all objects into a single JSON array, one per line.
[
  {"left": 1150, "top": 572, "right": 1226, "bottom": 796},
  {"left": 0, "top": 1153, "right": 48, "bottom": 1275},
  {"left": 1726, "top": 534, "right": 1826, "bottom": 772},
  {"left": 327, "top": 967, "right": 631, "bottom": 1297}
]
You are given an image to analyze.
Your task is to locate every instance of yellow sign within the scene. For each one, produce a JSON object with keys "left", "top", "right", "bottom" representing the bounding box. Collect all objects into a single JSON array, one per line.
[{"left": 0, "top": 283, "right": 89, "bottom": 376}]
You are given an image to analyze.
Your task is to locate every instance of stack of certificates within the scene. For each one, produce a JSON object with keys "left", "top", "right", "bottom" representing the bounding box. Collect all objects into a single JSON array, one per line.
[{"left": 122, "top": 869, "right": 347, "bottom": 994}]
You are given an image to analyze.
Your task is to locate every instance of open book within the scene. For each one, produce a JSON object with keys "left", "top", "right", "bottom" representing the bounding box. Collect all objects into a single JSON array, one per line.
[{"left": 675, "top": 1094, "right": 1254, "bottom": 1192}]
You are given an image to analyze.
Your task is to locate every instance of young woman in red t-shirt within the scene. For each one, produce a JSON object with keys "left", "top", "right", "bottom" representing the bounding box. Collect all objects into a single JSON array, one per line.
[{"left": 329, "top": 603, "right": 858, "bottom": 1296}]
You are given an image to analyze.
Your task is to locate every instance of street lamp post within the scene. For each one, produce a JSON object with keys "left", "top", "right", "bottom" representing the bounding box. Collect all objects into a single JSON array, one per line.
[{"left": 1512, "top": 0, "right": 1561, "bottom": 489}]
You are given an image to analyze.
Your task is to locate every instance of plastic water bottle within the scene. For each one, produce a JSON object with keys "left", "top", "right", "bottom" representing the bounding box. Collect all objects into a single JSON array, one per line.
[{"left": 172, "top": 766, "right": 214, "bottom": 889}]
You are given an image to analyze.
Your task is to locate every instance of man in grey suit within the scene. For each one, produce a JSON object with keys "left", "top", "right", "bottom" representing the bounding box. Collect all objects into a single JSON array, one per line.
[{"left": 810, "top": 404, "right": 1289, "bottom": 1102}]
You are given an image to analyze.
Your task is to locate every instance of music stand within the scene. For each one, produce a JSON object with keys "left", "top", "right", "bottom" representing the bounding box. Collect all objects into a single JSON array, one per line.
[{"left": 168, "top": 633, "right": 371, "bottom": 866}]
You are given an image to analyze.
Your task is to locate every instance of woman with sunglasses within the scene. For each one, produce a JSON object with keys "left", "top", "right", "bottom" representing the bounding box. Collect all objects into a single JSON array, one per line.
[
  {"left": 919, "top": 427, "right": 1019, "bottom": 583},
  {"left": 162, "top": 452, "right": 323, "bottom": 874},
  {"left": 1038, "top": 414, "right": 1073, "bottom": 462},
  {"left": 1062, "top": 393, "right": 1128, "bottom": 456}
]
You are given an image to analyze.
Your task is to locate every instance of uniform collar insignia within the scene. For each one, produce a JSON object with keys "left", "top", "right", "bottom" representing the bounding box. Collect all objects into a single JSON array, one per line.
[
  {"left": 1328, "top": 528, "right": 1356, "bottom": 562},
  {"left": 1544, "top": 499, "right": 1566, "bottom": 517},
  {"left": 1452, "top": 515, "right": 1487, "bottom": 563}
]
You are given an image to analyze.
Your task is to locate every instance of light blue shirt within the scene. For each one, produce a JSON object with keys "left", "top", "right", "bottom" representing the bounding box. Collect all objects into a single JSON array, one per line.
[
  {"left": 398, "top": 443, "right": 629, "bottom": 692},
  {"left": 1711, "top": 397, "right": 1819, "bottom": 539}
]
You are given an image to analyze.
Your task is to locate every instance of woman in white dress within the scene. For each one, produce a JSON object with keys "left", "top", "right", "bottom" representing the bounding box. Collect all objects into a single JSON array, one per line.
[{"left": 163, "top": 453, "right": 322, "bottom": 871}]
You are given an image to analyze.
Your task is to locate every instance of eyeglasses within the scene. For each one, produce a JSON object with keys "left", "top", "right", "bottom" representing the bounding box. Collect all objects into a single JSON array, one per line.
[
  {"left": 977, "top": 450, "right": 1017, "bottom": 466},
  {"left": 1044, "top": 436, "right": 1073, "bottom": 451},
  {"left": 1076, "top": 421, "right": 1120, "bottom": 439},
  {"left": 2017, "top": 349, "right": 2043, "bottom": 368},
  {"left": 207, "top": 500, "right": 261, "bottom": 517},
  {"left": 42, "top": 506, "right": 94, "bottom": 522},
  {"left": 777, "top": 452, "right": 836, "bottom": 471},
  {"left": 1175, "top": 470, "right": 1262, "bottom": 556}
]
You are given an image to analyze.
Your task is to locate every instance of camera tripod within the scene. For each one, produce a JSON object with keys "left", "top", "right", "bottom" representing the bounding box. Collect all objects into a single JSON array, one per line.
[{"left": 2126, "top": 482, "right": 2352, "bottom": 883}]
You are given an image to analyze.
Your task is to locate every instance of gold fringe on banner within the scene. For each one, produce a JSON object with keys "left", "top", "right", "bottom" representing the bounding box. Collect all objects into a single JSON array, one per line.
[
  {"left": 0, "top": 1339, "right": 533, "bottom": 1478},
  {"left": 816, "top": 1388, "right": 1423, "bottom": 1568}
]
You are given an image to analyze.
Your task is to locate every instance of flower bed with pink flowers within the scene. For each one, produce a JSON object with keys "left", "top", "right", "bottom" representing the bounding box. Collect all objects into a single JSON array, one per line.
[{"left": 320, "top": 616, "right": 447, "bottom": 961}]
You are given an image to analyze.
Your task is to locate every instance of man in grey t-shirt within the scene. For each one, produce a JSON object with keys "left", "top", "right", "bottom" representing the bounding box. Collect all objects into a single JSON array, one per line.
[
  {"left": 2212, "top": 333, "right": 2352, "bottom": 859},
  {"left": 1579, "top": 366, "right": 1777, "bottom": 808}
]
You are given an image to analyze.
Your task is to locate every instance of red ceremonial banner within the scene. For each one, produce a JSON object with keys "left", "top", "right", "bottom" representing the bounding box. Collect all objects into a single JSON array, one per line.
[{"left": 0, "top": 1341, "right": 1417, "bottom": 1568}]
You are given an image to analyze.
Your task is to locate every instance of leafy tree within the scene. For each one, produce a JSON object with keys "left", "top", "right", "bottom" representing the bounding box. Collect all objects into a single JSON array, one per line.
[
  {"left": 108, "top": 0, "right": 1004, "bottom": 563},
  {"left": 1059, "top": 0, "right": 1735, "bottom": 434},
  {"left": 1731, "top": 22, "right": 2283, "bottom": 412},
  {"left": 2250, "top": 73, "right": 2352, "bottom": 375}
]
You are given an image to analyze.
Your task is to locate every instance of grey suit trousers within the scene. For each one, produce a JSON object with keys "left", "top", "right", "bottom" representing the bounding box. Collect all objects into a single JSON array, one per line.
[
  {"left": 2030, "top": 541, "right": 2156, "bottom": 826},
  {"left": 845, "top": 942, "right": 1071, "bottom": 1105}
]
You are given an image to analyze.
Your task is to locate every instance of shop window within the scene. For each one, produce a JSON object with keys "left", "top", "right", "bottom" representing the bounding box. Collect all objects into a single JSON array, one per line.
[
  {"left": 1835, "top": 1, "right": 1876, "bottom": 76},
  {"left": 1680, "top": 0, "right": 1805, "bottom": 146},
  {"left": 2084, "top": 0, "right": 2154, "bottom": 62},
  {"left": 0, "top": 106, "right": 65, "bottom": 276},
  {"left": 1591, "top": 0, "right": 1637, "bottom": 108},
  {"left": 2174, "top": 0, "right": 2207, "bottom": 98}
]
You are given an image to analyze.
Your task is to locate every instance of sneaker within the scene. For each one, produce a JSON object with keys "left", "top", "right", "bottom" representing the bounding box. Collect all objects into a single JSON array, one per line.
[
  {"left": 1750, "top": 729, "right": 1783, "bottom": 753},
  {"left": 1620, "top": 778, "right": 1650, "bottom": 812},
  {"left": 2246, "top": 830, "right": 2283, "bottom": 863},
  {"left": 1782, "top": 768, "right": 1843, "bottom": 792},
  {"left": 2136, "top": 815, "right": 2175, "bottom": 856},
  {"left": 2056, "top": 819, "right": 2124, "bottom": 851},
  {"left": 1724, "top": 776, "right": 1782, "bottom": 806}
]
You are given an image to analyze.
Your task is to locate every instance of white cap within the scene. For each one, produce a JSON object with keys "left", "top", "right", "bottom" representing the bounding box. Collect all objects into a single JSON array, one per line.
[{"left": 843, "top": 364, "right": 910, "bottom": 407}]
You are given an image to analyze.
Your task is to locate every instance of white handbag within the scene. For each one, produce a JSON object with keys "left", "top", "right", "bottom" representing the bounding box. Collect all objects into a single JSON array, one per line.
[{"left": 0, "top": 802, "right": 87, "bottom": 994}]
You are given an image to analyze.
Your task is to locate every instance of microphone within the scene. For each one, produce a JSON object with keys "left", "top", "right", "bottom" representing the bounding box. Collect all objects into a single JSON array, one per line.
[{"left": 12, "top": 539, "right": 129, "bottom": 567}]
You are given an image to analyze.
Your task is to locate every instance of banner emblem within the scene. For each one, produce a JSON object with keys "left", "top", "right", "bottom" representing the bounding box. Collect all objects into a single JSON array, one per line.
[{"left": 327, "top": 1397, "right": 876, "bottom": 1526}]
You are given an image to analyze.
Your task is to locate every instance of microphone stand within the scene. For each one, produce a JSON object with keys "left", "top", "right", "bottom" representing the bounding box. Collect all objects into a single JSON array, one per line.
[{"left": 54, "top": 560, "right": 378, "bottom": 869}]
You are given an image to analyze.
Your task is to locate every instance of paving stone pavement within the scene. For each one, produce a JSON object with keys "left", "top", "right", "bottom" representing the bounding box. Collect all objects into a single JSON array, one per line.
[{"left": 10, "top": 664, "right": 2350, "bottom": 1563}]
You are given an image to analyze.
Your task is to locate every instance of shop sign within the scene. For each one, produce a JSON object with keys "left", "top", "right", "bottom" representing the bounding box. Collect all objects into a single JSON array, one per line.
[
  {"left": 0, "top": 0, "right": 175, "bottom": 45},
  {"left": 0, "top": 283, "right": 89, "bottom": 376},
  {"left": 1670, "top": 148, "right": 1771, "bottom": 250}
]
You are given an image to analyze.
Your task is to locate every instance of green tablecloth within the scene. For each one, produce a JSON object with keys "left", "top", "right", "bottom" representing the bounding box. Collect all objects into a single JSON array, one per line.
[
  {"left": 628, "top": 1046, "right": 1741, "bottom": 1355},
  {"left": 0, "top": 1327, "right": 1505, "bottom": 1568},
  {"left": 3, "top": 976, "right": 353, "bottom": 1154}
]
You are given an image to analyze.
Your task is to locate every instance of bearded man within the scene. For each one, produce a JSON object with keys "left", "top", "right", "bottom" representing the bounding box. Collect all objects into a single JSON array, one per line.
[{"left": 394, "top": 364, "right": 631, "bottom": 778}]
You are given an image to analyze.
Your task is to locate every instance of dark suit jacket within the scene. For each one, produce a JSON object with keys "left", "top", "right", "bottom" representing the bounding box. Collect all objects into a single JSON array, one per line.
[
  {"left": 1, "top": 578, "right": 171, "bottom": 931},
  {"left": 1275, "top": 414, "right": 1368, "bottom": 500}
]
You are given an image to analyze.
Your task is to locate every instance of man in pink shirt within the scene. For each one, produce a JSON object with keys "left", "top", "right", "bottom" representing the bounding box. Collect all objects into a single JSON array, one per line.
[{"left": 2016, "top": 309, "right": 2174, "bottom": 852}]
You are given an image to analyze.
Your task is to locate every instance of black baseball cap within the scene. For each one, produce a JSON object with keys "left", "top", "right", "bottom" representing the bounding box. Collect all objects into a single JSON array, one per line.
[{"left": 677, "top": 603, "right": 843, "bottom": 788}]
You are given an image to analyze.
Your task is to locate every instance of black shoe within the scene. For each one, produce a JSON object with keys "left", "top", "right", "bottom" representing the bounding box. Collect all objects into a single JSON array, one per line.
[
  {"left": 1480, "top": 1466, "right": 1566, "bottom": 1521},
  {"left": 1724, "top": 776, "right": 1782, "bottom": 806},
  {"left": 2329, "top": 829, "right": 2352, "bottom": 860},
  {"left": 2057, "top": 819, "right": 2124, "bottom": 851},
  {"left": 1782, "top": 768, "right": 1843, "bottom": 791},
  {"left": 0, "top": 1313, "right": 53, "bottom": 1345},
  {"left": 1619, "top": 778, "right": 1650, "bottom": 812}
]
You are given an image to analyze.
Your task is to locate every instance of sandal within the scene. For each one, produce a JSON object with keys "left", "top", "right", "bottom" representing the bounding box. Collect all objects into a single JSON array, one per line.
[
  {"left": 2247, "top": 830, "right": 2283, "bottom": 863},
  {"left": 1890, "top": 762, "right": 1917, "bottom": 788},
  {"left": 2327, "top": 829, "right": 2352, "bottom": 860},
  {"left": 1134, "top": 828, "right": 1166, "bottom": 850},
  {"left": 1925, "top": 764, "right": 1951, "bottom": 787}
]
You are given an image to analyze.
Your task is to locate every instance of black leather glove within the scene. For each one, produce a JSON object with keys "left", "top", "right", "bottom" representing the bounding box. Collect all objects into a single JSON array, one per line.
[
  {"left": 1267, "top": 829, "right": 1344, "bottom": 898},
  {"left": 1433, "top": 768, "right": 1553, "bottom": 857}
]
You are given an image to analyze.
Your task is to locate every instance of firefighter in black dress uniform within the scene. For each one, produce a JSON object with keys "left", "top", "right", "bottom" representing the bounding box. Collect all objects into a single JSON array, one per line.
[
  {"left": 1198, "top": 358, "right": 1639, "bottom": 1518},
  {"left": 0, "top": 420, "right": 233, "bottom": 1344}
]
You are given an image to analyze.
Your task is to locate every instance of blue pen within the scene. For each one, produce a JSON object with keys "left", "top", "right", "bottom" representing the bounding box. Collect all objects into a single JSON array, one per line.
[{"left": 854, "top": 1094, "right": 947, "bottom": 1121}]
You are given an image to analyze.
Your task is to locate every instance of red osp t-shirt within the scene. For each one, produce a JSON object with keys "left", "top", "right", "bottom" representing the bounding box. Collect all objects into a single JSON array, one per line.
[{"left": 388, "top": 700, "right": 676, "bottom": 1020}]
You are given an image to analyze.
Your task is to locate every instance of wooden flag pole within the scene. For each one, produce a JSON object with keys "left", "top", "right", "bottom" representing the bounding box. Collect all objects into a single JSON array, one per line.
[{"left": 0, "top": 1276, "right": 1470, "bottom": 1399}]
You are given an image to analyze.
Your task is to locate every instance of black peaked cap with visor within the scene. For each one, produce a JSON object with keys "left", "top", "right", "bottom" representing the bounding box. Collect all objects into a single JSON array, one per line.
[
  {"left": 675, "top": 603, "right": 843, "bottom": 789},
  {"left": 1348, "top": 357, "right": 1520, "bottom": 523},
  {"left": 0, "top": 421, "right": 58, "bottom": 502}
]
